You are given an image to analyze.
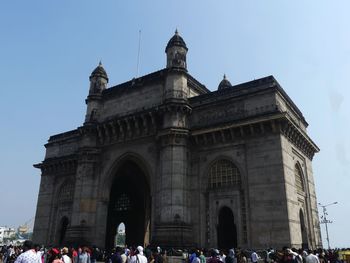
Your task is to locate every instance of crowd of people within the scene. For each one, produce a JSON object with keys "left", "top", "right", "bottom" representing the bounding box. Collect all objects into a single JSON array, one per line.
[{"left": 0, "top": 241, "right": 349, "bottom": 263}]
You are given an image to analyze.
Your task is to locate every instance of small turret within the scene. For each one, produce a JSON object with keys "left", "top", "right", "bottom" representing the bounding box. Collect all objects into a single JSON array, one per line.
[
  {"left": 165, "top": 29, "right": 188, "bottom": 70},
  {"left": 218, "top": 74, "right": 232, "bottom": 90},
  {"left": 85, "top": 62, "right": 108, "bottom": 124},
  {"left": 88, "top": 61, "right": 108, "bottom": 95}
]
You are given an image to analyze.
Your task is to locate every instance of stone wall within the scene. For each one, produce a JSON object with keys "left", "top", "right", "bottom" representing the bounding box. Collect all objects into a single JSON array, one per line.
[
  {"left": 280, "top": 135, "right": 321, "bottom": 248},
  {"left": 101, "top": 84, "right": 164, "bottom": 121}
]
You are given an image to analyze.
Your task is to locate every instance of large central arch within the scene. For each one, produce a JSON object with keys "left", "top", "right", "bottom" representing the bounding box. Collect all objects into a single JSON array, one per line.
[{"left": 105, "top": 158, "right": 151, "bottom": 249}]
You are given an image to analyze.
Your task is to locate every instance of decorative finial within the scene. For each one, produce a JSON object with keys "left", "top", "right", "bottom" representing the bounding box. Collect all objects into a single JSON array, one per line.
[
  {"left": 223, "top": 74, "right": 226, "bottom": 80},
  {"left": 175, "top": 28, "right": 179, "bottom": 35},
  {"left": 99, "top": 60, "right": 102, "bottom": 67}
]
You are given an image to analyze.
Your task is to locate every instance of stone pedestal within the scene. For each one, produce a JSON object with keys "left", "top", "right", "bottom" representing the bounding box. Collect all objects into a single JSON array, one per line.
[
  {"left": 65, "top": 225, "right": 92, "bottom": 246},
  {"left": 153, "top": 223, "right": 193, "bottom": 248}
]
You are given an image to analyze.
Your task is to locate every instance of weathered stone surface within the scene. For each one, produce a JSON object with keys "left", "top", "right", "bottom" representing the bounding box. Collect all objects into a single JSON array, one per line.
[{"left": 33, "top": 32, "right": 321, "bottom": 249}]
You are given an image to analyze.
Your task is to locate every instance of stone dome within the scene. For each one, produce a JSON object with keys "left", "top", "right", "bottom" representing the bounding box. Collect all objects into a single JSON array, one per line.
[
  {"left": 90, "top": 61, "right": 108, "bottom": 80},
  {"left": 165, "top": 29, "right": 188, "bottom": 52},
  {"left": 218, "top": 74, "right": 232, "bottom": 90}
]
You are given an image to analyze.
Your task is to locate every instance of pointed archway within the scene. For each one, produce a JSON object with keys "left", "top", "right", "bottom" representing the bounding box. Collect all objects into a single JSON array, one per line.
[
  {"left": 114, "top": 222, "right": 126, "bottom": 247},
  {"left": 300, "top": 209, "right": 308, "bottom": 249},
  {"left": 217, "top": 206, "right": 237, "bottom": 249},
  {"left": 58, "top": 216, "right": 69, "bottom": 246},
  {"left": 105, "top": 160, "right": 151, "bottom": 249}
]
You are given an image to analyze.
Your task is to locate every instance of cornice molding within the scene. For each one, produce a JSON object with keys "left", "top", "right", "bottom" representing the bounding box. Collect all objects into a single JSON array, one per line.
[
  {"left": 190, "top": 112, "right": 319, "bottom": 160},
  {"left": 34, "top": 155, "right": 78, "bottom": 176}
]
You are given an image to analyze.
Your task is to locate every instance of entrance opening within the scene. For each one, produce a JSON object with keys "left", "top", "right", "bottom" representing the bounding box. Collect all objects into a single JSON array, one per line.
[
  {"left": 58, "top": 216, "right": 69, "bottom": 246},
  {"left": 114, "top": 222, "right": 126, "bottom": 247},
  {"left": 217, "top": 206, "right": 237, "bottom": 249},
  {"left": 300, "top": 209, "right": 308, "bottom": 249},
  {"left": 105, "top": 160, "right": 150, "bottom": 249}
]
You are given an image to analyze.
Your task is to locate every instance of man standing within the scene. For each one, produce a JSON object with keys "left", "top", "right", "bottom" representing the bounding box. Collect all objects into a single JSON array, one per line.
[
  {"left": 14, "top": 241, "right": 41, "bottom": 263},
  {"left": 305, "top": 251, "right": 319, "bottom": 263},
  {"left": 251, "top": 251, "right": 259, "bottom": 263},
  {"left": 128, "top": 246, "right": 147, "bottom": 263},
  {"left": 61, "top": 248, "right": 72, "bottom": 263},
  {"left": 207, "top": 249, "right": 221, "bottom": 263},
  {"left": 74, "top": 247, "right": 90, "bottom": 263},
  {"left": 111, "top": 247, "right": 122, "bottom": 263}
]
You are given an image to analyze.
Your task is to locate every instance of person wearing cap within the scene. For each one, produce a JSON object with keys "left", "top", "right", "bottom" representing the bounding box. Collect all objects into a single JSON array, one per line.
[
  {"left": 14, "top": 240, "right": 41, "bottom": 263},
  {"left": 128, "top": 246, "right": 147, "bottom": 263}
]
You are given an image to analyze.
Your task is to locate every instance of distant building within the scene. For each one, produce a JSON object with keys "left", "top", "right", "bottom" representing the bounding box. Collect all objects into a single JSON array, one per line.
[
  {"left": 18, "top": 225, "right": 29, "bottom": 235},
  {"left": 33, "top": 30, "right": 322, "bottom": 249},
  {"left": 0, "top": 227, "right": 16, "bottom": 244}
]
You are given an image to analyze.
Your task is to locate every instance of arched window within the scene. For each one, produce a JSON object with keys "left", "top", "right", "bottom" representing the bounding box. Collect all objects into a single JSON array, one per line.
[
  {"left": 58, "top": 181, "right": 75, "bottom": 204},
  {"left": 208, "top": 159, "right": 241, "bottom": 188},
  {"left": 294, "top": 163, "right": 305, "bottom": 192},
  {"left": 115, "top": 193, "right": 131, "bottom": 211}
]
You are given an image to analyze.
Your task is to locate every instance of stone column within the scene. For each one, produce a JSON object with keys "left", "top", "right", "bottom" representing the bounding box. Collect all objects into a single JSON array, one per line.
[
  {"left": 65, "top": 128, "right": 100, "bottom": 246},
  {"left": 153, "top": 129, "right": 193, "bottom": 247},
  {"left": 152, "top": 69, "right": 193, "bottom": 247},
  {"left": 32, "top": 173, "right": 56, "bottom": 245}
]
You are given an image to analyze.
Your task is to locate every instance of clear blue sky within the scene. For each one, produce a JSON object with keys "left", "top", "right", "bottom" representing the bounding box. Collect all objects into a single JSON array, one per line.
[{"left": 0, "top": 1, "right": 349, "bottom": 248}]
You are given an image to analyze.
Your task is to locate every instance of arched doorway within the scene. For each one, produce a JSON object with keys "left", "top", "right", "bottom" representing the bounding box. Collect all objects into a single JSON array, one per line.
[
  {"left": 58, "top": 216, "right": 69, "bottom": 246},
  {"left": 300, "top": 209, "right": 308, "bottom": 249},
  {"left": 105, "top": 160, "right": 150, "bottom": 249},
  {"left": 114, "top": 222, "right": 126, "bottom": 247},
  {"left": 217, "top": 206, "right": 237, "bottom": 249}
]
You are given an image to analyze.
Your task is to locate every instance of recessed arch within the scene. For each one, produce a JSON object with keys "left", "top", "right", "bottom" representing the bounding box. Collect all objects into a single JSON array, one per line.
[
  {"left": 57, "top": 181, "right": 75, "bottom": 204},
  {"left": 208, "top": 159, "right": 241, "bottom": 189},
  {"left": 202, "top": 156, "right": 244, "bottom": 191},
  {"left": 104, "top": 157, "right": 151, "bottom": 249},
  {"left": 53, "top": 179, "right": 75, "bottom": 205},
  {"left": 204, "top": 157, "right": 247, "bottom": 248},
  {"left": 217, "top": 206, "right": 237, "bottom": 249},
  {"left": 101, "top": 152, "right": 152, "bottom": 200},
  {"left": 52, "top": 179, "right": 74, "bottom": 245},
  {"left": 114, "top": 222, "right": 126, "bottom": 247},
  {"left": 295, "top": 162, "right": 305, "bottom": 192}
]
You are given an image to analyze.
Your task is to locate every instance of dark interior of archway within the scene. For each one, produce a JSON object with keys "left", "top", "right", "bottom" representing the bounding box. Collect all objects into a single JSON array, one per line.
[
  {"left": 59, "top": 216, "right": 69, "bottom": 246},
  {"left": 217, "top": 206, "right": 237, "bottom": 249},
  {"left": 300, "top": 209, "right": 309, "bottom": 249},
  {"left": 105, "top": 160, "right": 150, "bottom": 249}
]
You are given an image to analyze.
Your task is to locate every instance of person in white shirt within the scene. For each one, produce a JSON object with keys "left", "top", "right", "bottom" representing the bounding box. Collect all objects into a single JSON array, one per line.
[
  {"left": 219, "top": 251, "right": 226, "bottom": 263},
  {"left": 128, "top": 246, "right": 147, "bottom": 263},
  {"left": 61, "top": 248, "right": 72, "bottom": 263},
  {"left": 14, "top": 241, "right": 41, "bottom": 263},
  {"left": 251, "top": 251, "right": 259, "bottom": 263},
  {"left": 305, "top": 250, "right": 319, "bottom": 263}
]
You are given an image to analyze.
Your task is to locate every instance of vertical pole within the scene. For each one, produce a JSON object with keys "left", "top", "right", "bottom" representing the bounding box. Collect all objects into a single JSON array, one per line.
[
  {"left": 136, "top": 30, "right": 141, "bottom": 77},
  {"left": 323, "top": 206, "right": 330, "bottom": 249}
]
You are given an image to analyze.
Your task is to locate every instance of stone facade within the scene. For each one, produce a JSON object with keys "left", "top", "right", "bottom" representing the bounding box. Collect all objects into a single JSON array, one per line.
[{"left": 33, "top": 31, "right": 322, "bottom": 249}]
